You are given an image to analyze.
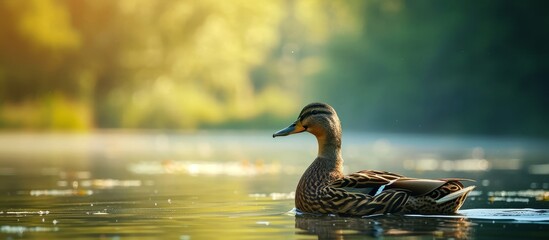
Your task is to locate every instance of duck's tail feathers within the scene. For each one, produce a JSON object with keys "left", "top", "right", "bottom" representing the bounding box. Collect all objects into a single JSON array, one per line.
[{"left": 435, "top": 186, "right": 476, "bottom": 204}]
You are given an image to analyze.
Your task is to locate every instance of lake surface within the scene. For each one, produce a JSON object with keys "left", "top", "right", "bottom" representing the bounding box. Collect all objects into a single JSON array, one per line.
[{"left": 0, "top": 131, "right": 548, "bottom": 239}]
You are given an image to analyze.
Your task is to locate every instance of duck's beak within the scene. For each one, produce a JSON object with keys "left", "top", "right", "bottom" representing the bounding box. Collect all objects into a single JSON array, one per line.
[{"left": 273, "top": 121, "right": 305, "bottom": 138}]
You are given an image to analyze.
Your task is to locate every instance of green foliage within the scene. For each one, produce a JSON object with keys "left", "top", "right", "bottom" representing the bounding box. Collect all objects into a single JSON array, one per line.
[
  {"left": 0, "top": 93, "right": 91, "bottom": 130},
  {"left": 0, "top": 0, "right": 547, "bottom": 137},
  {"left": 310, "top": 0, "right": 549, "bottom": 137},
  {"left": 0, "top": 0, "right": 314, "bottom": 129}
]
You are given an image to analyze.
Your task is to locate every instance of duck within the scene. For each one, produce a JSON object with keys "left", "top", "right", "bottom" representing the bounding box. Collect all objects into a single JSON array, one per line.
[{"left": 273, "top": 102, "right": 475, "bottom": 216}]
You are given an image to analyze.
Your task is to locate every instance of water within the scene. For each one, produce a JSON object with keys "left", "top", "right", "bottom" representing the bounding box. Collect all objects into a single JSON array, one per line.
[{"left": 0, "top": 131, "right": 548, "bottom": 239}]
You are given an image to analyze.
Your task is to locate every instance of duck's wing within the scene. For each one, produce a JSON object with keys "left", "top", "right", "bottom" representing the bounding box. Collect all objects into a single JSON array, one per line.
[
  {"left": 330, "top": 170, "right": 468, "bottom": 197},
  {"left": 324, "top": 170, "right": 475, "bottom": 215},
  {"left": 322, "top": 170, "right": 411, "bottom": 215},
  {"left": 329, "top": 170, "right": 406, "bottom": 196}
]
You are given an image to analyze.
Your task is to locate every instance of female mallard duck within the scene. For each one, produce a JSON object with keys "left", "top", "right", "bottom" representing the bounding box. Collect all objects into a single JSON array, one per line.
[{"left": 273, "top": 103, "right": 475, "bottom": 216}]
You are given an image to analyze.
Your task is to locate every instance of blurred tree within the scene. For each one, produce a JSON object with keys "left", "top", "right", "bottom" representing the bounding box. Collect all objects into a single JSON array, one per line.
[
  {"left": 0, "top": 0, "right": 359, "bottom": 129},
  {"left": 0, "top": 0, "right": 91, "bottom": 129},
  {"left": 67, "top": 0, "right": 293, "bottom": 128},
  {"left": 0, "top": 0, "right": 81, "bottom": 100},
  {"left": 1, "top": 0, "right": 547, "bottom": 137},
  {"left": 0, "top": 0, "right": 304, "bottom": 129}
]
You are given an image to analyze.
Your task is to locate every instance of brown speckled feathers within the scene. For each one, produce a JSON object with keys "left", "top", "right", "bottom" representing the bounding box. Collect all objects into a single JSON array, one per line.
[{"left": 273, "top": 103, "right": 474, "bottom": 216}]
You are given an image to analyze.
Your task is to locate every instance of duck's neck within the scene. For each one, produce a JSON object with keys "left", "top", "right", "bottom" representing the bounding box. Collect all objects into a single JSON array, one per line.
[
  {"left": 317, "top": 131, "right": 342, "bottom": 161},
  {"left": 312, "top": 131, "right": 344, "bottom": 181}
]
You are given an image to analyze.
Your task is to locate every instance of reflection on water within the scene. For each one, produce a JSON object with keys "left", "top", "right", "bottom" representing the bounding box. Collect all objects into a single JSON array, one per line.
[
  {"left": 295, "top": 214, "right": 472, "bottom": 239},
  {"left": 0, "top": 132, "right": 548, "bottom": 239},
  {"left": 295, "top": 209, "right": 549, "bottom": 240}
]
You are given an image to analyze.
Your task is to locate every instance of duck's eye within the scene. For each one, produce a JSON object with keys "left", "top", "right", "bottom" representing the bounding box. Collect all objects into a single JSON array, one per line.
[{"left": 311, "top": 110, "right": 317, "bottom": 115}]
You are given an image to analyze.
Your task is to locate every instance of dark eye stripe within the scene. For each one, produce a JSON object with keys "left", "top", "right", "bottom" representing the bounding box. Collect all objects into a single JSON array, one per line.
[
  {"left": 299, "top": 109, "right": 332, "bottom": 121},
  {"left": 298, "top": 103, "right": 330, "bottom": 116}
]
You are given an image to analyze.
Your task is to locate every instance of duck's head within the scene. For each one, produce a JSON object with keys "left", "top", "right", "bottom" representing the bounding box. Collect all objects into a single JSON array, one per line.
[{"left": 273, "top": 102, "right": 341, "bottom": 141}]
